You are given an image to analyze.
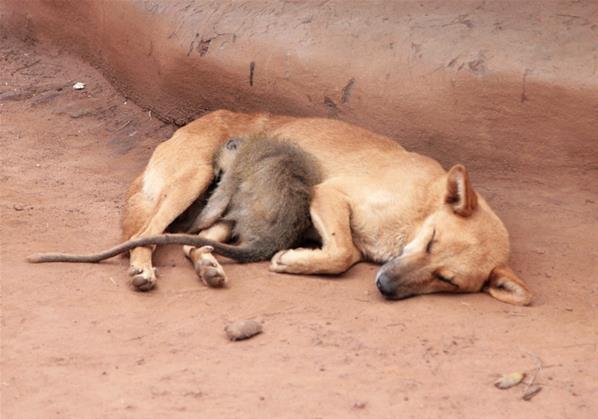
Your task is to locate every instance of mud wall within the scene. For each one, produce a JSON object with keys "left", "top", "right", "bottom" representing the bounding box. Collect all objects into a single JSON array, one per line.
[{"left": 1, "top": 0, "right": 597, "bottom": 174}]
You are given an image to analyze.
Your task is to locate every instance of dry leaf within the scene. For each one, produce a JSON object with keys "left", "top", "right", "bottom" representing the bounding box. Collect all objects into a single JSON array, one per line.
[
  {"left": 494, "top": 372, "right": 525, "bottom": 389},
  {"left": 522, "top": 385, "right": 542, "bottom": 401}
]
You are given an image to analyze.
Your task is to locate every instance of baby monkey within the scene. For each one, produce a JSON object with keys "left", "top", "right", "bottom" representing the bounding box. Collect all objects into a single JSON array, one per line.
[{"left": 188, "top": 135, "right": 323, "bottom": 262}]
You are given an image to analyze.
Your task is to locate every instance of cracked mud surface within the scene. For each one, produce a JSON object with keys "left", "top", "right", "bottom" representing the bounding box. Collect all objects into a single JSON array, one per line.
[{"left": 1, "top": 38, "right": 597, "bottom": 418}]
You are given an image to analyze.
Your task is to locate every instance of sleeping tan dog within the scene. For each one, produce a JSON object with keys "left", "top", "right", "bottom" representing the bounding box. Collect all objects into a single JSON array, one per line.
[{"left": 121, "top": 110, "right": 531, "bottom": 305}]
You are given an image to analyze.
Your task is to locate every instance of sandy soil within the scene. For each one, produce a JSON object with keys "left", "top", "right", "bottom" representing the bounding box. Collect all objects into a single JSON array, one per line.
[{"left": 1, "top": 38, "right": 597, "bottom": 419}]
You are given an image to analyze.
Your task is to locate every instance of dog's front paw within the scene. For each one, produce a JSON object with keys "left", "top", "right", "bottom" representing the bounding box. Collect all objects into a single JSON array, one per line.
[
  {"left": 128, "top": 265, "right": 157, "bottom": 291},
  {"left": 269, "top": 250, "right": 288, "bottom": 272},
  {"left": 270, "top": 250, "right": 307, "bottom": 274}
]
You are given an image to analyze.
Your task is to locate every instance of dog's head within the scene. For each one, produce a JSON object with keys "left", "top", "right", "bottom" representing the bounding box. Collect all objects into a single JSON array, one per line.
[{"left": 376, "top": 164, "right": 532, "bottom": 305}]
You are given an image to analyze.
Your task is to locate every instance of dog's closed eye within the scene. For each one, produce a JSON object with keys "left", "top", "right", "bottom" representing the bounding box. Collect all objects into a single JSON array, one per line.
[
  {"left": 434, "top": 271, "right": 458, "bottom": 288},
  {"left": 426, "top": 229, "right": 437, "bottom": 254}
]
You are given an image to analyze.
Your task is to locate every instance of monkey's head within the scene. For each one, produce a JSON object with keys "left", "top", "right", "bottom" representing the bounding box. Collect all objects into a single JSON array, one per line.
[{"left": 214, "top": 137, "right": 243, "bottom": 178}]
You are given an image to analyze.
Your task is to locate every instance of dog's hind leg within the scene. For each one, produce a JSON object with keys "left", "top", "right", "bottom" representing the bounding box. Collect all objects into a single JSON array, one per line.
[
  {"left": 121, "top": 174, "right": 157, "bottom": 290},
  {"left": 270, "top": 183, "right": 362, "bottom": 274},
  {"left": 183, "top": 221, "right": 232, "bottom": 288},
  {"left": 120, "top": 110, "right": 276, "bottom": 291},
  {"left": 124, "top": 164, "right": 215, "bottom": 291}
]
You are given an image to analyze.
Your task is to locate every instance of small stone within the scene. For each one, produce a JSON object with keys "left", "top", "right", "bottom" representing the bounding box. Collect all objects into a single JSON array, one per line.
[
  {"left": 72, "top": 82, "right": 86, "bottom": 90},
  {"left": 225, "top": 319, "right": 263, "bottom": 341}
]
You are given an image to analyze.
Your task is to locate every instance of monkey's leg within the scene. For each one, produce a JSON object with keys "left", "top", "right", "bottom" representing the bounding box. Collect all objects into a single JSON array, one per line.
[
  {"left": 190, "top": 178, "right": 234, "bottom": 232},
  {"left": 183, "top": 222, "right": 232, "bottom": 287},
  {"left": 127, "top": 164, "right": 214, "bottom": 291},
  {"left": 270, "top": 183, "right": 362, "bottom": 274}
]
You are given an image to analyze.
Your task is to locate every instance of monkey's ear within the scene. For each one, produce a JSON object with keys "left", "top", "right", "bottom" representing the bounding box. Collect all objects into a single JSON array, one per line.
[
  {"left": 225, "top": 138, "right": 241, "bottom": 150},
  {"left": 445, "top": 164, "right": 478, "bottom": 217}
]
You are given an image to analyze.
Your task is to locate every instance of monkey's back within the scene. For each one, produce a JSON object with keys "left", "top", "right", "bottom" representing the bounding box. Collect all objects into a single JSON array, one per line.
[{"left": 223, "top": 137, "right": 322, "bottom": 260}]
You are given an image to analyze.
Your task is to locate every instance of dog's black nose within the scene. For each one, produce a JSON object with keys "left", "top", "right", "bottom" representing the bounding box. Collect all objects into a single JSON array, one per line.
[
  {"left": 375, "top": 275, "right": 385, "bottom": 291},
  {"left": 376, "top": 272, "right": 397, "bottom": 298}
]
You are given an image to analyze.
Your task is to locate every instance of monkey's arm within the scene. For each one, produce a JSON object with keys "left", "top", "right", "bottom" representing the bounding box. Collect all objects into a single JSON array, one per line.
[{"left": 189, "top": 178, "right": 234, "bottom": 232}]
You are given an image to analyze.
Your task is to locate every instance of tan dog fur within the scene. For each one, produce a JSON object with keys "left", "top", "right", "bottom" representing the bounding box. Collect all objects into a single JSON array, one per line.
[{"left": 122, "top": 110, "right": 532, "bottom": 304}]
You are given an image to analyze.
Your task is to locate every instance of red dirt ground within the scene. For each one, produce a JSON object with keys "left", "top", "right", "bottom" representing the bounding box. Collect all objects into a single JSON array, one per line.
[{"left": 1, "top": 38, "right": 596, "bottom": 418}]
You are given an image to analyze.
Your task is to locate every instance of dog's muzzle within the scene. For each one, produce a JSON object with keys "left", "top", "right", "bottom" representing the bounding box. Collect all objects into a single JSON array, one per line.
[
  {"left": 376, "top": 272, "right": 398, "bottom": 299},
  {"left": 376, "top": 268, "right": 415, "bottom": 301}
]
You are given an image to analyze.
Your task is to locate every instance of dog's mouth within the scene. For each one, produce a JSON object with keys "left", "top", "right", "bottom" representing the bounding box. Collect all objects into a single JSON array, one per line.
[{"left": 380, "top": 290, "right": 415, "bottom": 301}]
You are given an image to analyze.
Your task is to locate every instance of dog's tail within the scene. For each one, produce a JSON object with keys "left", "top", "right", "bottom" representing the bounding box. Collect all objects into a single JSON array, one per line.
[{"left": 26, "top": 234, "right": 274, "bottom": 264}]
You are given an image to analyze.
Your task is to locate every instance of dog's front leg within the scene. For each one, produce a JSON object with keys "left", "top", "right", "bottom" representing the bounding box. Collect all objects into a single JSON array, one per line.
[{"left": 270, "top": 183, "right": 362, "bottom": 274}]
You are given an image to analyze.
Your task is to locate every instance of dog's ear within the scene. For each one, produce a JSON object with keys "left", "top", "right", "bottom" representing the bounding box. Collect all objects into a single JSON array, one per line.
[
  {"left": 445, "top": 164, "right": 478, "bottom": 217},
  {"left": 484, "top": 266, "right": 532, "bottom": 305}
]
